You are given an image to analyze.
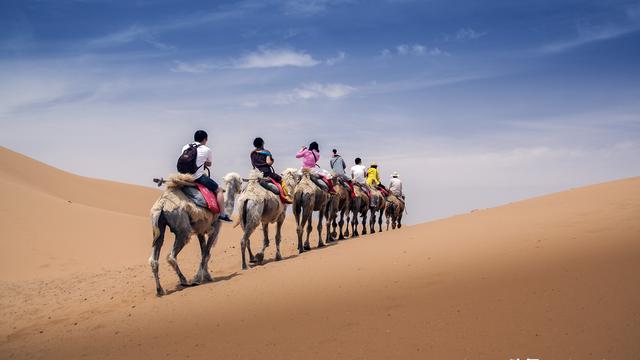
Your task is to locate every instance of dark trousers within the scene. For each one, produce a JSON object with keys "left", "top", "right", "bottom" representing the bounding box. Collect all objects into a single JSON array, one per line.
[
  {"left": 262, "top": 170, "right": 282, "bottom": 183},
  {"left": 195, "top": 175, "right": 219, "bottom": 192}
]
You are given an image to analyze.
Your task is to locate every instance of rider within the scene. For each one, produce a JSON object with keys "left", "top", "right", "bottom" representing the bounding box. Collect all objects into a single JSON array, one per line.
[
  {"left": 181, "top": 130, "right": 232, "bottom": 222},
  {"left": 389, "top": 171, "right": 404, "bottom": 200},
  {"left": 329, "top": 149, "right": 348, "bottom": 180},
  {"left": 350, "top": 157, "right": 370, "bottom": 196},
  {"left": 250, "top": 137, "right": 292, "bottom": 203},
  {"left": 296, "top": 141, "right": 335, "bottom": 193}
]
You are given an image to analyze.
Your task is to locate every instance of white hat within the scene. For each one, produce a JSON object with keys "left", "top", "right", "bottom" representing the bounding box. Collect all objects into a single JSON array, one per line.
[{"left": 391, "top": 171, "right": 399, "bottom": 177}]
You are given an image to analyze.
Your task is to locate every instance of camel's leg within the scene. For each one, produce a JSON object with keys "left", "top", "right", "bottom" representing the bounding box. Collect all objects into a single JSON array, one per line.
[
  {"left": 194, "top": 221, "right": 221, "bottom": 284},
  {"left": 254, "top": 223, "right": 269, "bottom": 264},
  {"left": 398, "top": 211, "right": 403, "bottom": 228},
  {"left": 317, "top": 209, "right": 326, "bottom": 248},
  {"left": 351, "top": 199, "right": 360, "bottom": 237},
  {"left": 149, "top": 212, "right": 167, "bottom": 296},
  {"left": 167, "top": 231, "right": 190, "bottom": 287},
  {"left": 275, "top": 216, "right": 284, "bottom": 261},
  {"left": 303, "top": 208, "right": 314, "bottom": 251},
  {"left": 378, "top": 208, "right": 384, "bottom": 232},
  {"left": 361, "top": 209, "right": 368, "bottom": 235},
  {"left": 325, "top": 209, "right": 333, "bottom": 244},
  {"left": 370, "top": 208, "right": 377, "bottom": 234},
  {"left": 338, "top": 209, "right": 345, "bottom": 240}
]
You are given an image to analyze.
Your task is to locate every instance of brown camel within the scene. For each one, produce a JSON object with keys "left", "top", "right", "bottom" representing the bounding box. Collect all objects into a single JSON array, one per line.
[
  {"left": 292, "top": 169, "right": 329, "bottom": 253},
  {"left": 368, "top": 186, "right": 387, "bottom": 233},
  {"left": 149, "top": 173, "right": 231, "bottom": 296},
  {"left": 234, "top": 169, "right": 299, "bottom": 270},
  {"left": 350, "top": 184, "right": 370, "bottom": 237},
  {"left": 385, "top": 194, "right": 405, "bottom": 230},
  {"left": 329, "top": 178, "right": 352, "bottom": 240}
]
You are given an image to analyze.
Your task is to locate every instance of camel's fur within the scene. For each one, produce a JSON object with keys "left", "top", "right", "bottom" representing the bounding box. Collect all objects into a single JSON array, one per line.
[
  {"left": 385, "top": 194, "right": 405, "bottom": 230},
  {"left": 149, "top": 173, "right": 224, "bottom": 296},
  {"left": 368, "top": 186, "right": 387, "bottom": 233},
  {"left": 292, "top": 168, "right": 329, "bottom": 253},
  {"left": 222, "top": 172, "right": 243, "bottom": 216},
  {"left": 350, "top": 184, "right": 370, "bottom": 237},
  {"left": 328, "top": 180, "right": 352, "bottom": 241}
]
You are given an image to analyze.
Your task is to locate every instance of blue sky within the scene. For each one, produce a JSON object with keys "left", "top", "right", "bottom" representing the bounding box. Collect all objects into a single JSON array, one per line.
[{"left": 1, "top": 0, "right": 639, "bottom": 224}]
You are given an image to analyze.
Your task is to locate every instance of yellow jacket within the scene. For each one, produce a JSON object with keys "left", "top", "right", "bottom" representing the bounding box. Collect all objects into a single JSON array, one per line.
[{"left": 366, "top": 167, "right": 380, "bottom": 186}]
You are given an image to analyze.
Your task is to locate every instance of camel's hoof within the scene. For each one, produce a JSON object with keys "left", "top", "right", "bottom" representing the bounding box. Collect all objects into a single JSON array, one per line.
[
  {"left": 338, "top": 235, "right": 345, "bottom": 240},
  {"left": 254, "top": 253, "right": 264, "bottom": 264},
  {"left": 318, "top": 242, "right": 325, "bottom": 248},
  {"left": 156, "top": 288, "right": 166, "bottom": 297},
  {"left": 303, "top": 244, "right": 311, "bottom": 251},
  {"left": 275, "top": 253, "right": 283, "bottom": 261},
  {"left": 242, "top": 264, "right": 248, "bottom": 271}
]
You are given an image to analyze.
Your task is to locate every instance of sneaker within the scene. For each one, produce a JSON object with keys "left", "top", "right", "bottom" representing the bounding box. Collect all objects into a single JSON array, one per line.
[{"left": 218, "top": 214, "right": 233, "bottom": 222}]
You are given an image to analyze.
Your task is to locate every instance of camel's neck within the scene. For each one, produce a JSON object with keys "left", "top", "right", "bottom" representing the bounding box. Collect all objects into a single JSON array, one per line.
[{"left": 224, "top": 183, "right": 240, "bottom": 215}]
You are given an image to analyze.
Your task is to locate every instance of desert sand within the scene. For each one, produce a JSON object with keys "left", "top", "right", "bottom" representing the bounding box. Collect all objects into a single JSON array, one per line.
[{"left": 1, "top": 145, "right": 639, "bottom": 359}]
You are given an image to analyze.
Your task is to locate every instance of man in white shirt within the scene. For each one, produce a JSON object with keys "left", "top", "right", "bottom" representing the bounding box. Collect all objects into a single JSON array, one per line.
[
  {"left": 182, "top": 130, "right": 232, "bottom": 222},
  {"left": 389, "top": 172, "right": 404, "bottom": 200},
  {"left": 350, "top": 157, "right": 370, "bottom": 196}
]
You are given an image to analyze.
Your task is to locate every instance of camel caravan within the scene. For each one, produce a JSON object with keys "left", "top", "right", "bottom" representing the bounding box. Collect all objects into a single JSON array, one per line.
[{"left": 149, "top": 131, "right": 405, "bottom": 296}]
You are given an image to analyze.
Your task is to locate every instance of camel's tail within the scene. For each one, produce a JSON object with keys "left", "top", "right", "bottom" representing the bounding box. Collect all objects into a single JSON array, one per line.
[
  {"left": 150, "top": 199, "right": 166, "bottom": 245},
  {"left": 234, "top": 198, "right": 249, "bottom": 228}
]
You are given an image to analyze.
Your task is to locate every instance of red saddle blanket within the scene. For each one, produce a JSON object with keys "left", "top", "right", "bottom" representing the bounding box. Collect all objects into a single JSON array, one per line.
[
  {"left": 195, "top": 183, "right": 220, "bottom": 214},
  {"left": 267, "top": 178, "right": 290, "bottom": 204}
]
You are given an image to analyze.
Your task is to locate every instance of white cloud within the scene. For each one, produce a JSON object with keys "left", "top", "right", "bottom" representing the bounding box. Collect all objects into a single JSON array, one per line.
[
  {"left": 171, "top": 47, "right": 321, "bottom": 73},
  {"left": 454, "top": 28, "right": 487, "bottom": 41},
  {"left": 235, "top": 48, "right": 320, "bottom": 68},
  {"left": 281, "top": 0, "right": 355, "bottom": 16},
  {"left": 275, "top": 83, "right": 356, "bottom": 104},
  {"left": 382, "top": 44, "right": 448, "bottom": 57},
  {"left": 326, "top": 51, "right": 346, "bottom": 65}
]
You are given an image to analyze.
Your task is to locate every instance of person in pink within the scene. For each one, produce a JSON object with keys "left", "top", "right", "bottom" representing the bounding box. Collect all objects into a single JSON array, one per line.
[
  {"left": 296, "top": 141, "right": 321, "bottom": 170},
  {"left": 296, "top": 141, "right": 334, "bottom": 193}
]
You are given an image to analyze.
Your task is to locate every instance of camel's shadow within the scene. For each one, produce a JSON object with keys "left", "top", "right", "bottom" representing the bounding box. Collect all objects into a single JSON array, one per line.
[{"left": 165, "top": 272, "right": 241, "bottom": 296}]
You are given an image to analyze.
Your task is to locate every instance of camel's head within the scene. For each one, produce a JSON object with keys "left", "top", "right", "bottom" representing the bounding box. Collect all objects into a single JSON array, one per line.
[
  {"left": 247, "top": 169, "right": 264, "bottom": 182},
  {"left": 223, "top": 172, "right": 243, "bottom": 196}
]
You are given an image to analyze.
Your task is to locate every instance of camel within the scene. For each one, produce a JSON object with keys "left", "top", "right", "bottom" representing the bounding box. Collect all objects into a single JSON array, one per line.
[
  {"left": 329, "top": 178, "right": 352, "bottom": 240},
  {"left": 385, "top": 194, "right": 405, "bottom": 230},
  {"left": 368, "top": 186, "right": 387, "bottom": 233},
  {"left": 350, "top": 184, "right": 370, "bottom": 237},
  {"left": 234, "top": 169, "right": 299, "bottom": 270},
  {"left": 292, "top": 169, "right": 329, "bottom": 253},
  {"left": 149, "top": 173, "right": 232, "bottom": 296}
]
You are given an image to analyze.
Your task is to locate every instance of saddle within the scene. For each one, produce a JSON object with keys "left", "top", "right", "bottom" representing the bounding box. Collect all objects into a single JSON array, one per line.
[
  {"left": 377, "top": 185, "right": 389, "bottom": 197},
  {"left": 336, "top": 177, "right": 356, "bottom": 199},
  {"left": 310, "top": 174, "right": 331, "bottom": 192},
  {"left": 181, "top": 184, "right": 220, "bottom": 214},
  {"left": 259, "top": 178, "right": 289, "bottom": 204}
]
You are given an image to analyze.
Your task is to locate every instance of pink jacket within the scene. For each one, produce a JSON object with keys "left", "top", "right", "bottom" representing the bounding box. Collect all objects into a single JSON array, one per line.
[{"left": 296, "top": 148, "right": 320, "bottom": 169}]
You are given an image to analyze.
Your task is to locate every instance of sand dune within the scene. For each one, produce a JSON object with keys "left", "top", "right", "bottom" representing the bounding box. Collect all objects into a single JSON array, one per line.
[{"left": 1, "top": 146, "right": 639, "bottom": 359}]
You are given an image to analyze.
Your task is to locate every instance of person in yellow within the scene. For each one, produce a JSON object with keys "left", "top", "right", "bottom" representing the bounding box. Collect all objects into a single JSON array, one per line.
[{"left": 366, "top": 163, "right": 381, "bottom": 186}]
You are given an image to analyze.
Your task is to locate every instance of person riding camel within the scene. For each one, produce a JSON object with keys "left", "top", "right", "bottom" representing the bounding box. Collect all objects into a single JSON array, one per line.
[
  {"left": 330, "top": 149, "right": 348, "bottom": 181},
  {"left": 250, "top": 137, "right": 293, "bottom": 203},
  {"left": 180, "top": 130, "right": 232, "bottom": 222},
  {"left": 330, "top": 148, "right": 354, "bottom": 196},
  {"left": 296, "top": 141, "right": 335, "bottom": 193},
  {"left": 367, "top": 163, "right": 389, "bottom": 204},
  {"left": 350, "top": 157, "right": 370, "bottom": 196},
  {"left": 389, "top": 171, "right": 404, "bottom": 202}
]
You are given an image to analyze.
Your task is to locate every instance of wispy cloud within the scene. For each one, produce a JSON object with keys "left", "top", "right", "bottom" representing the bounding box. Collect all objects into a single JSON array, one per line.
[
  {"left": 172, "top": 47, "right": 327, "bottom": 72},
  {"left": 539, "top": 23, "right": 640, "bottom": 53},
  {"left": 236, "top": 48, "right": 320, "bottom": 68},
  {"left": 274, "top": 83, "right": 356, "bottom": 104},
  {"left": 452, "top": 27, "right": 487, "bottom": 41},
  {"left": 381, "top": 44, "right": 448, "bottom": 57},
  {"left": 326, "top": 51, "right": 346, "bottom": 65},
  {"left": 281, "top": 0, "right": 356, "bottom": 16}
]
